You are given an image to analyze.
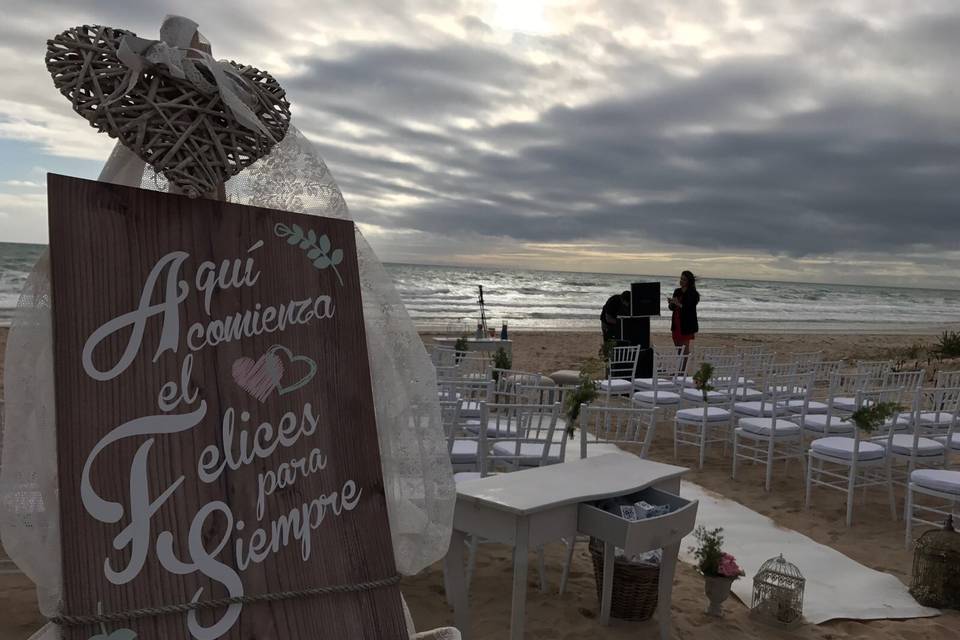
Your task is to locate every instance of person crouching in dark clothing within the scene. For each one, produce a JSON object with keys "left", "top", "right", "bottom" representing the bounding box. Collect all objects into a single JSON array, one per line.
[{"left": 601, "top": 290, "right": 631, "bottom": 342}]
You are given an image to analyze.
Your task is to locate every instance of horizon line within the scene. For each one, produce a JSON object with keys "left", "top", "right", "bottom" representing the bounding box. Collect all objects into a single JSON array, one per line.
[{"left": 1, "top": 240, "right": 955, "bottom": 294}]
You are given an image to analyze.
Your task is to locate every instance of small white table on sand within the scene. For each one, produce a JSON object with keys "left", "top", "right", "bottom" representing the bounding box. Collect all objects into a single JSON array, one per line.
[
  {"left": 443, "top": 453, "right": 696, "bottom": 640},
  {"left": 433, "top": 336, "right": 512, "bottom": 354}
]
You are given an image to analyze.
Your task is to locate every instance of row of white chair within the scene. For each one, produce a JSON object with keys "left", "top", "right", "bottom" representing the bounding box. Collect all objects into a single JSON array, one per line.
[{"left": 434, "top": 346, "right": 960, "bottom": 546}]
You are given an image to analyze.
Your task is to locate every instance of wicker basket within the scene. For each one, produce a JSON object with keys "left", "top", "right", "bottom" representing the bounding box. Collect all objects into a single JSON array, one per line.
[{"left": 588, "top": 537, "right": 660, "bottom": 621}]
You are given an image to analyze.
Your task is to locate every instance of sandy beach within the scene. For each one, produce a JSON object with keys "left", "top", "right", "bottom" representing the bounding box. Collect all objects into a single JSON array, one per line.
[{"left": 2, "top": 326, "right": 959, "bottom": 639}]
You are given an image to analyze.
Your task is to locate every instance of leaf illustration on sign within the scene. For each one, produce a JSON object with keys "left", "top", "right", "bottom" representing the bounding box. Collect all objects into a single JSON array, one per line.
[
  {"left": 274, "top": 222, "right": 345, "bottom": 285},
  {"left": 232, "top": 345, "right": 317, "bottom": 401}
]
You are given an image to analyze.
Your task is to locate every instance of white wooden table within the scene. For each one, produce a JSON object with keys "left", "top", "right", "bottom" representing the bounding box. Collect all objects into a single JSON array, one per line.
[
  {"left": 443, "top": 453, "right": 693, "bottom": 640},
  {"left": 433, "top": 336, "right": 512, "bottom": 354}
]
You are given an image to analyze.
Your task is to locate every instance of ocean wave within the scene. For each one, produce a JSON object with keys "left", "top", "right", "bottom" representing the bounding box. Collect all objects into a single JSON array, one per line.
[{"left": 3, "top": 246, "right": 960, "bottom": 331}]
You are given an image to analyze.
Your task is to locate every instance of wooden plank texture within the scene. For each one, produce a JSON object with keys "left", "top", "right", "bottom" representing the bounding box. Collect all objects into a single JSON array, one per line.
[{"left": 47, "top": 173, "right": 406, "bottom": 640}]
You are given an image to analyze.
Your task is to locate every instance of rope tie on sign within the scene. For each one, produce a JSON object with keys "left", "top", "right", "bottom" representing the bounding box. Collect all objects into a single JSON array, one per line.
[
  {"left": 48, "top": 574, "right": 402, "bottom": 627},
  {"left": 108, "top": 15, "right": 277, "bottom": 142}
]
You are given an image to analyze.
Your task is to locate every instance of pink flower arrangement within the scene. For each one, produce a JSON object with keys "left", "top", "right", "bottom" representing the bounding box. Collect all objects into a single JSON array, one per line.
[
  {"left": 691, "top": 526, "right": 745, "bottom": 579},
  {"left": 717, "top": 552, "right": 745, "bottom": 579}
]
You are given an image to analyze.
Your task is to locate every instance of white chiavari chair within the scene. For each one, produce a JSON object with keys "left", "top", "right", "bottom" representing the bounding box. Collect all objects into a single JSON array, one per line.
[
  {"left": 730, "top": 352, "right": 776, "bottom": 401},
  {"left": 882, "top": 387, "right": 960, "bottom": 495},
  {"left": 674, "top": 359, "right": 741, "bottom": 468},
  {"left": 784, "top": 359, "right": 842, "bottom": 415},
  {"left": 903, "top": 389, "right": 960, "bottom": 548},
  {"left": 632, "top": 350, "right": 684, "bottom": 415},
  {"left": 677, "top": 346, "right": 728, "bottom": 387},
  {"left": 557, "top": 402, "right": 660, "bottom": 594},
  {"left": 805, "top": 386, "right": 905, "bottom": 527},
  {"left": 935, "top": 370, "right": 960, "bottom": 388},
  {"left": 597, "top": 345, "right": 641, "bottom": 400},
  {"left": 439, "top": 378, "right": 493, "bottom": 423},
  {"left": 733, "top": 369, "right": 814, "bottom": 491},
  {"left": 578, "top": 402, "right": 660, "bottom": 460}
]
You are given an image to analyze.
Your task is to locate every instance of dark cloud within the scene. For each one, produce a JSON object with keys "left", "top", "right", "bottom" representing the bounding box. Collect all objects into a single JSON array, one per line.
[
  {"left": 2, "top": 0, "right": 959, "bottom": 282},
  {"left": 287, "top": 42, "right": 541, "bottom": 120},
  {"left": 284, "top": 27, "right": 960, "bottom": 263},
  {"left": 461, "top": 15, "right": 493, "bottom": 36}
]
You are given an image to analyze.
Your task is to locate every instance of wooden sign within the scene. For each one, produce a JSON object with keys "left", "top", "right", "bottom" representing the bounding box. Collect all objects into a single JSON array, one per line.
[{"left": 47, "top": 174, "right": 407, "bottom": 640}]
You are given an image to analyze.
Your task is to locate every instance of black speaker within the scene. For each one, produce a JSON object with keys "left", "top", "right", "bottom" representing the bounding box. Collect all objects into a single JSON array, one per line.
[
  {"left": 621, "top": 316, "right": 650, "bottom": 348},
  {"left": 635, "top": 347, "right": 654, "bottom": 379},
  {"left": 631, "top": 281, "right": 661, "bottom": 317}
]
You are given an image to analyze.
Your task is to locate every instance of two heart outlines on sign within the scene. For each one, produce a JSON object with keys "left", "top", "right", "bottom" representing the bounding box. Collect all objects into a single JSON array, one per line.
[{"left": 232, "top": 345, "right": 318, "bottom": 402}]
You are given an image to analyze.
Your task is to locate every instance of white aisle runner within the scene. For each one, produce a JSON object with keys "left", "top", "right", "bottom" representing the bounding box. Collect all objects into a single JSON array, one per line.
[{"left": 678, "top": 482, "right": 939, "bottom": 624}]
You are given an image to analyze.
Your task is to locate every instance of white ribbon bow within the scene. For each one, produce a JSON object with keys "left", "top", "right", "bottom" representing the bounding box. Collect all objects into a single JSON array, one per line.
[{"left": 113, "top": 15, "right": 277, "bottom": 142}]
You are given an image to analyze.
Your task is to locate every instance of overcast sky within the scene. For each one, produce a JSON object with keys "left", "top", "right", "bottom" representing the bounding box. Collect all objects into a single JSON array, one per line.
[{"left": 1, "top": 1, "right": 958, "bottom": 287}]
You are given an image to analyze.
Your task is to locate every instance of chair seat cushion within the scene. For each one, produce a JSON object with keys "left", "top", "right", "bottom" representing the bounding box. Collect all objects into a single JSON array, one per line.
[
  {"left": 491, "top": 441, "right": 563, "bottom": 464},
  {"left": 597, "top": 379, "right": 634, "bottom": 394},
  {"left": 549, "top": 369, "right": 581, "bottom": 386},
  {"left": 910, "top": 469, "right": 960, "bottom": 494},
  {"left": 681, "top": 388, "right": 730, "bottom": 403},
  {"left": 450, "top": 439, "right": 479, "bottom": 463},
  {"left": 796, "top": 414, "right": 854, "bottom": 433},
  {"left": 738, "top": 418, "right": 802, "bottom": 437},
  {"left": 679, "top": 375, "right": 752, "bottom": 388},
  {"left": 874, "top": 434, "right": 943, "bottom": 457},
  {"left": 882, "top": 416, "right": 912, "bottom": 431},
  {"left": 676, "top": 406, "right": 730, "bottom": 423},
  {"left": 463, "top": 418, "right": 518, "bottom": 437},
  {"left": 632, "top": 390, "right": 680, "bottom": 405},
  {"left": 810, "top": 436, "right": 885, "bottom": 461},
  {"left": 831, "top": 396, "right": 878, "bottom": 412},
  {"left": 733, "top": 401, "right": 788, "bottom": 417},
  {"left": 633, "top": 377, "right": 675, "bottom": 390},
  {"left": 454, "top": 472, "right": 483, "bottom": 484},
  {"left": 918, "top": 411, "right": 958, "bottom": 425},
  {"left": 732, "top": 387, "right": 764, "bottom": 401},
  {"left": 785, "top": 399, "right": 828, "bottom": 414},
  {"left": 934, "top": 433, "right": 960, "bottom": 450},
  {"left": 830, "top": 396, "right": 858, "bottom": 412}
]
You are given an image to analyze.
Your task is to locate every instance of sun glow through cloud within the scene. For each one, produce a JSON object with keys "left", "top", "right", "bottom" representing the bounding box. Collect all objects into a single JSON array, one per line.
[{"left": 490, "top": 0, "right": 549, "bottom": 34}]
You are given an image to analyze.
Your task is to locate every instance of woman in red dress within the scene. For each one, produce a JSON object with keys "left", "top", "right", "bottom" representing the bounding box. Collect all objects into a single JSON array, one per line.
[{"left": 668, "top": 271, "right": 700, "bottom": 365}]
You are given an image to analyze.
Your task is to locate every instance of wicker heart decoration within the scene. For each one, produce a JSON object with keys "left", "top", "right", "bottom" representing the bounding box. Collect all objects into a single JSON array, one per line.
[{"left": 46, "top": 24, "right": 291, "bottom": 197}]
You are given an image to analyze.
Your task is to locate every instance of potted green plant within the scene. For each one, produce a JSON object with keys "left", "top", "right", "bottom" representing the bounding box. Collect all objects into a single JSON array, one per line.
[
  {"left": 453, "top": 334, "right": 469, "bottom": 364},
  {"left": 598, "top": 338, "right": 617, "bottom": 362},
  {"left": 490, "top": 347, "right": 512, "bottom": 381},
  {"left": 849, "top": 401, "right": 903, "bottom": 434},
  {"left": 690, "top": 525, "right": 745, "bottom": 616},
  {"left": 563, "top": 358, "right": 602, "bottom": 438},
  {"left": 692, "top": 362, "right": 715, "bottom": 403}
]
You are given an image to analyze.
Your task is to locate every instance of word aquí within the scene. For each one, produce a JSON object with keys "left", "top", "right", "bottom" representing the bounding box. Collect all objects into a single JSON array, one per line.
[{"left": 78, "top": 242, "right": 360, "bottom": 640}]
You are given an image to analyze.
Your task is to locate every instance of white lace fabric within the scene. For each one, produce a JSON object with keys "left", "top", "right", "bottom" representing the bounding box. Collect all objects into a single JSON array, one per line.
[{"left": 0, "top": 126, "right": 454, "bottom": 639}]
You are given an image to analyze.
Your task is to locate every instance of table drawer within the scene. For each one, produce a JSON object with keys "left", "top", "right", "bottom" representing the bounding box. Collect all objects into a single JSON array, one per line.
[{"left": 577, "top": 487, "right": 698, "bottom": 555}]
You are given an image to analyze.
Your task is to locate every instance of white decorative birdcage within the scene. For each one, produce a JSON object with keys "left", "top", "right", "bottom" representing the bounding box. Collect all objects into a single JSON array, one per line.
[
  {"left": 910, "top": 515, "right": 960, "bottom": 609},
  {"left": 750, "top": 554, "right": 805, "bottom": 626}
]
